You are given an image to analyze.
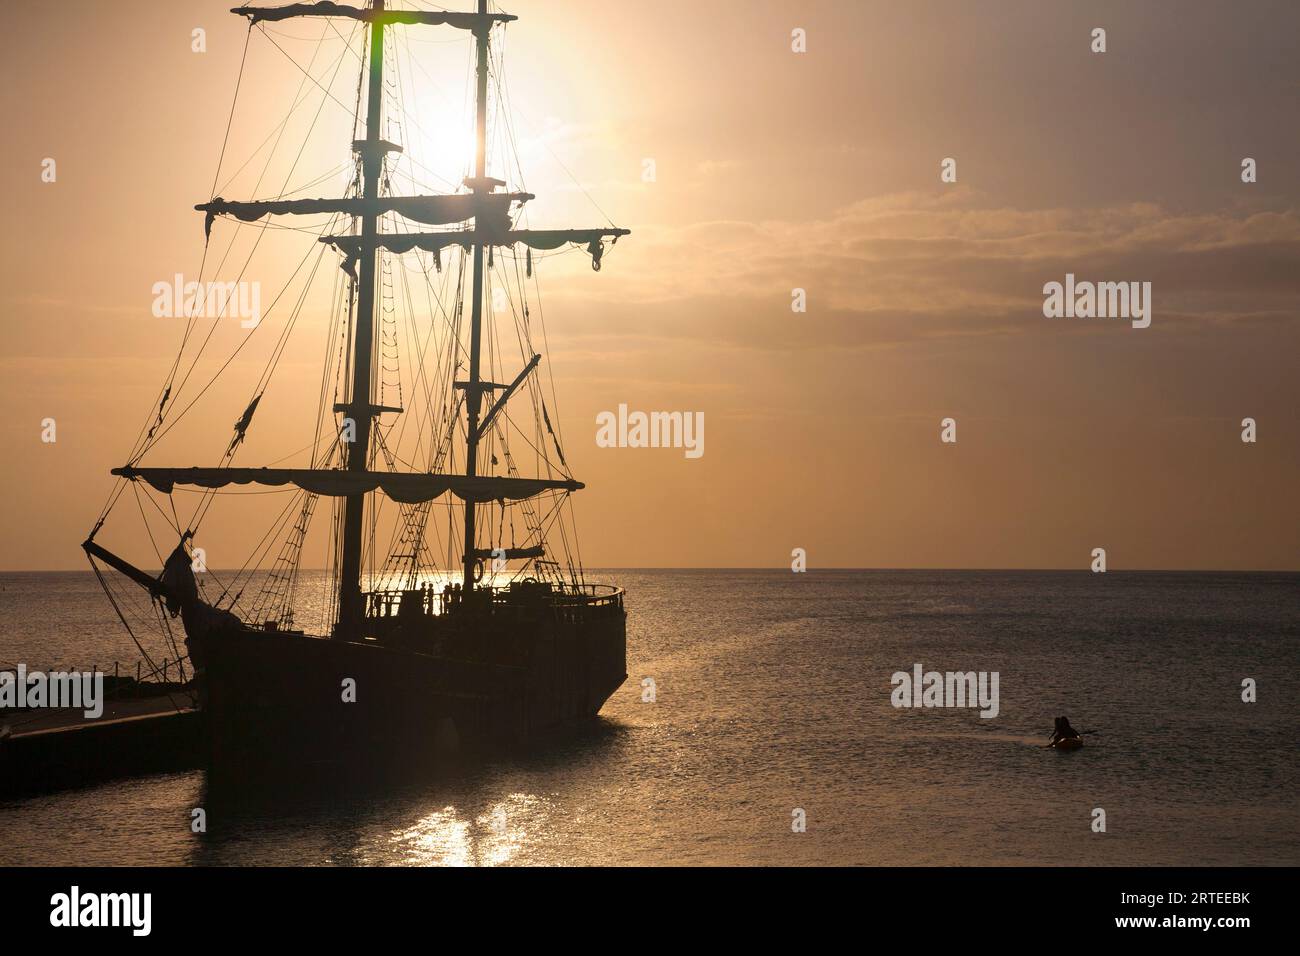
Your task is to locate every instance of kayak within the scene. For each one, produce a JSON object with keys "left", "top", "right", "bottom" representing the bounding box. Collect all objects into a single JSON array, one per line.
[{"left": 1052, "top": 736, "right": 1084, "bottom": 750}]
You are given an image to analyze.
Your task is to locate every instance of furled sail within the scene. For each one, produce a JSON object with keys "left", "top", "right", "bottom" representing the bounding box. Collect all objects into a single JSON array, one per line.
[
  {"left": 320, "top": 227, "right": 630, "bottom": 276},
  {"left": 197, "top": 194, "right": 529, "bottom": 238},
  {"left": 112, "top": 466, "right": 582, "bottom": 504},
  {"left": 232, "top": 3, "right": 516, "bottom": 29}
]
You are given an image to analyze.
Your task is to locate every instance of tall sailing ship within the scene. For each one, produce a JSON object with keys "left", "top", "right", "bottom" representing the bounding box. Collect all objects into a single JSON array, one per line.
[{"left": 83, "top": 0, "right": 629, "bottom": 774}]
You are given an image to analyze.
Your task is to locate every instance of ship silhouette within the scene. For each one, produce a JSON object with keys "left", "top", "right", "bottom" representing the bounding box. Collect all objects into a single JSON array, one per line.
[{"left": 83, "top": 0, "right": 629, "bottom": 775}]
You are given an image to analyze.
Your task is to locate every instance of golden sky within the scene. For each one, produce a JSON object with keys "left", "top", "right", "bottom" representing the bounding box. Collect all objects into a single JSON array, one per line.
[{"left": 3, "top": 0, "right": 1298, "bottom": 571}]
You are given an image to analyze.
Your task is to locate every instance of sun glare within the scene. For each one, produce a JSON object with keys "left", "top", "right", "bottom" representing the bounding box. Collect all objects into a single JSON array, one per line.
[{"left": 388, "top": 41, "right": 479, "bottom": 193}]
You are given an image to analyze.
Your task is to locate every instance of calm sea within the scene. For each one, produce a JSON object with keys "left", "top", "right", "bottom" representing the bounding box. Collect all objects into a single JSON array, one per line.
[{"left": 1, "top": 569, "right": 1297, "bottom": 866}]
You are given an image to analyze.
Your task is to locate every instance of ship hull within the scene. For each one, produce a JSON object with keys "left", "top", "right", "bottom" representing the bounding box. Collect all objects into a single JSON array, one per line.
[{"left": 190, "top": 611, "right": 626, "bottom": 777}]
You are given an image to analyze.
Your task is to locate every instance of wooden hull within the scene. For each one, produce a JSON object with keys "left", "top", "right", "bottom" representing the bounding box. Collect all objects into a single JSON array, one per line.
[{"left": 189, "top": 610, "right": 626, "bottom": 777}]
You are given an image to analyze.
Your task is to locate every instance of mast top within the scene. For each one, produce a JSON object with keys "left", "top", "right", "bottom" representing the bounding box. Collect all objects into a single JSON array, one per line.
[{"left": 231, "top": 2, "right": 515, "bottom": 30}]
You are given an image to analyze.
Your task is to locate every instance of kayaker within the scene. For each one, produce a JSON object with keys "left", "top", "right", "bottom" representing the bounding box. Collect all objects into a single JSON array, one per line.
[{"left": 1049, "top": 716, "right": 1081, "bottom": 745}]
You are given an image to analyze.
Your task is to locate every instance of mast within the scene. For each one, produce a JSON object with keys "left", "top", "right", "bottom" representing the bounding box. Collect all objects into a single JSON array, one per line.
[
  {"left": 461, "top": 0, "right": 491, "bottom": 592},
  {"left": 337, "top": 0, "right": 388, "bottom": 636}
]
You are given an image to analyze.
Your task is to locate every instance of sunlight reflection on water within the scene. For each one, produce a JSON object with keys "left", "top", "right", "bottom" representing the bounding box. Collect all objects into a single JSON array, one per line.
[{"left": 380, "top": 793, "right": 542, "bottom": 867}]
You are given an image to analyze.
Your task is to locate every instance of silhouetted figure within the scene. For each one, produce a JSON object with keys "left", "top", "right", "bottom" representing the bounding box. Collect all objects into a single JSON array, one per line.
[{"left": 1049, "top": 716, "right": 1081, "bottom": 745}]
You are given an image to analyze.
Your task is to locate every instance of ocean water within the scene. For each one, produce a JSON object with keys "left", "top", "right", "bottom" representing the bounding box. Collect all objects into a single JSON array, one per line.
[{"left": 1, "top": 569, "right": 1297, "bottom": 866}]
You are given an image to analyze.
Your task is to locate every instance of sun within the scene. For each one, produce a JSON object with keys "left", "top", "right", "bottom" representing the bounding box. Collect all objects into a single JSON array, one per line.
[{"left": 387, "top": 47, "right": 479, "bottom": 194}]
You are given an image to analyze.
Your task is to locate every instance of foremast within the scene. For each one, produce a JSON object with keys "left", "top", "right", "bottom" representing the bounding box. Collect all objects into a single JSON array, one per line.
[
  {"left": 461, "top": 0, "right": 492, "bottom": 593},
  {"left": 337, "top": 0, "right": 388, "bottom": 635}
]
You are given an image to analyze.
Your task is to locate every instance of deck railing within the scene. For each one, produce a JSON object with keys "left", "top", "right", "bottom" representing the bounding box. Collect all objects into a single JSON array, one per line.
[{"left": 362, "top": 581, "right": 624, "bottom": 621}]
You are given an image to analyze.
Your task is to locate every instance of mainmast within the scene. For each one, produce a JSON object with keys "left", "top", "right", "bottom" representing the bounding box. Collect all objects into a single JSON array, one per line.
[
  {"left": 337, "top": 0, "right": 389, "bottom": 636},
  {"left": 461, "top": 0, "right": 492, "bottom": 592}
]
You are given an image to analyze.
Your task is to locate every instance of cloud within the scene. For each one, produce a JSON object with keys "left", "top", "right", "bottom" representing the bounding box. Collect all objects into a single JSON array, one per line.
[{"left": 551, "top": 191, "right": 1300, "bottom": 350}]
